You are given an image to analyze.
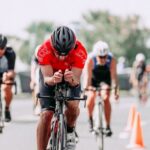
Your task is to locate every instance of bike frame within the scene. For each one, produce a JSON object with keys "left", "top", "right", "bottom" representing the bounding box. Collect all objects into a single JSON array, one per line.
[
  {"left": 50, "top": 86, "right": 67, "bottom": 150},
  {"left": 37, "top": 83, "right": 87, "bottom": 150}
]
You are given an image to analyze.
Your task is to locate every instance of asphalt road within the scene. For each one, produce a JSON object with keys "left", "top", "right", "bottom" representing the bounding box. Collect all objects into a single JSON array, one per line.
[{"left": 0, "top": 93, "right": 150, "bottom": 150}]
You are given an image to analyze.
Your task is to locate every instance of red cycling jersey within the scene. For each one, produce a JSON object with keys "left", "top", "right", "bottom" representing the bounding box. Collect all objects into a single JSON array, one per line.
[{"left": 37, "top": 39, "right": 87, "bottom": 72}]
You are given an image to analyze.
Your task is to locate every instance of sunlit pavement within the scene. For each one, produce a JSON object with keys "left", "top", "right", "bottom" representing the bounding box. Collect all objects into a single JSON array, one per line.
[{"left": 0, "top": 93, "right": 150, "bottom": 150}]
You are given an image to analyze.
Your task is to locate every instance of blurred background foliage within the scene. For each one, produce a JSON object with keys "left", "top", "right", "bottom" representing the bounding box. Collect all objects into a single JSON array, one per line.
[
  {"left": 9, "top": 11, "right": 150, "bottom": 66},
  {"left": 79, "top": 11, "right": 150, "bottom": 65},
  {"left": 18, "top": 22, "right": 55, "bottom": 64}
]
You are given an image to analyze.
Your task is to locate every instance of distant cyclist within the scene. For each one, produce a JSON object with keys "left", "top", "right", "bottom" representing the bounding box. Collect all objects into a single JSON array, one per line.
[
  {"left": 36, "top": 26, "right": 87, "bottom": 150},
  {"left": 84, "top": 40, "right": 119, "bottom": 136},
  {"left": 129, "top": 53, "right": 148, "bottom": 103},
  {"left": 30, "top": 45, "right": 41, "bottom": 115},
  {"left": 0, "top": 34, "right": 16, "bottom": 122}
]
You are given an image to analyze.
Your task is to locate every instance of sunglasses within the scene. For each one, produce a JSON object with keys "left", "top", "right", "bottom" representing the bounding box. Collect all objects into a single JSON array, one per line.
[
  {"left": 55, "top": 50, "right": 68, "bottom": 56},
  {"left": 99, "top": 55, "right": 107, "bottom": 59}
]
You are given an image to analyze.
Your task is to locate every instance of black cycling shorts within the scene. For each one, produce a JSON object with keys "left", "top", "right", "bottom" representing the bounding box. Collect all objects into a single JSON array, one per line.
[
  {"left": 39, "top": 71, "right": 81, "bottom": 112},
  {"left": 92, "top": 78, "right": 111, "bottom": 88}
]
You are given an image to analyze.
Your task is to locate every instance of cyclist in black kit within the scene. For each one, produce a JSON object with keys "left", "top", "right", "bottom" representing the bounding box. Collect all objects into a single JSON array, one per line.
[
  {"left": 0, "top": 34, "right": 16, "bottom": 122},
  {"left": 84, "top": 40, "right": 119, "bottom": 136},
  {"left": 130, "top": 53, "right": 148, "bottom": 103}
]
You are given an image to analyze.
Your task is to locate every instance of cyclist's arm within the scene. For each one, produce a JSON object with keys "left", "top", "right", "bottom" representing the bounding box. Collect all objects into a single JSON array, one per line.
[
  {"left": 110, "top": 58, "right": 119, "bottom": 94},
  {"left": 40, "top": 65, "right": 55, "bottom": 86},
  {"left": 129, "top": 69, "right": 134, "bottom": 84},
  {"left": 2, "top": 70, "right": 15, "bottom": 83},
  {"left": 146, "top": 64, "right": 150, "bottom": 72},
  {"left": 69, "top": 67, "right": 82, "bottom": 87},
  {"left": 30, "top": 61, "right": 38, "bottom": 83},
  {"left": 84, "top": 58, "right": 93, "bottom": 89},
  {"left": 129, "top": 62, "right": 138, "bottom": 86}
]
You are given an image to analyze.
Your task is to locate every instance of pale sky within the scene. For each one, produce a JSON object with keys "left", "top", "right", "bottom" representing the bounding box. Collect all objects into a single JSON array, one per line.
[{"left": 1, "top": 0, "right": 150, "bottom": 37}]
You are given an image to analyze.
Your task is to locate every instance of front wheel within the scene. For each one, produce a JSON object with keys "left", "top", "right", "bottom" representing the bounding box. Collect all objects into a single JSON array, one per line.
[
  {"left": 56, "top": 114, "right": 67, "bottom": 150},
  {"left": 49, "top": 119, "right": 59, "bottom": 150},
  {"left": 95, "top": 102, "right": 104, "bottom": 150}
]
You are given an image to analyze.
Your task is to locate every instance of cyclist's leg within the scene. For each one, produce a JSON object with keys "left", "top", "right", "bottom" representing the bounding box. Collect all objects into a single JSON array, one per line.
[
  {"left": 37, "top": 74, "right": 55, "bottom": 150},
  {"left": 30, "top": 81, "right": 37, "bottom": 110},
  {"left": 86, "top": 90, "right": 96, "bottom": 131},
  {"left": 65, "top": 86, "right": 81, "bottom": 149},
  {"left": 66, "top": 100, "right": 80, "bottom": 126},
  {"left": 31, "top": 89, "right": 36, "bottom": 108},
  {"left": 137, "top": 79, "right": 145, "bottom": 103},
  {"left": 37, "top": 110, "right": 54, "bottom": 150},
  {"left": 65, "top": 85, "right": 82, "bottom": 126},
  {"left": 100, "top": 83, "right": 112, "bottom": 136},
  {"left": 143, "top": 76, "right": 148, "bottom": 103},
  {"left": 139, "top": 75, "right": 148, "bottom": 104},
  {"left": 2, "top": 84, "right": 13, "bottom": 122}
]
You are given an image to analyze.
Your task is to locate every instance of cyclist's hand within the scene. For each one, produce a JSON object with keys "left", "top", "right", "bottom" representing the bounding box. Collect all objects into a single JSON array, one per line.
[
  {"left": 83, "top": 86, "right": 96, "bottom": 96},
  {"left": 2, "top": 72, "right": 15, "bottom": 82},
  {"left": 114, "top": 93, "right": 119, "bottom": 100},
  {"left": 53, "top": 70, "right": 63, "bottom": 84},
  {"left": 113, "top": 88, "right": 120, "bottom": 101},
  {"left": 64, "top": 69, "right": 74, "bottom": 83},
  {"left": 2, "top": 72, "right": 9, "bottom": 82}
]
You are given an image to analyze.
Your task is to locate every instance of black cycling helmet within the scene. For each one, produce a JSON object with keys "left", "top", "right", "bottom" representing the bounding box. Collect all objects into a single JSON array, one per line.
[
  {"left": 51, "top": 26, "right": 76, "bottom": 56},
  {"left": 0, "top": 34, "right": 7, "bottom": 49}
]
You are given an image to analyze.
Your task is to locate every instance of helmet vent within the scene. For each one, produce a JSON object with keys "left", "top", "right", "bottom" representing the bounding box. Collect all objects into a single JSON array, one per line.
[
  {"left": 63, "top": 38, "right": 66, "bottom": 42},
  {"left": 68, "top": 32, "right": 70, "bottom": 39}
]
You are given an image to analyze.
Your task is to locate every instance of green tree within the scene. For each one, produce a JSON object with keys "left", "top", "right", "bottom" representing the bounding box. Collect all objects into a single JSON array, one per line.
[
  {"left": 78, "top": 11, "right": 150, "bottom": 66},
  {"left": 18, "top": 21, "right": 55, "bottom": 64}
]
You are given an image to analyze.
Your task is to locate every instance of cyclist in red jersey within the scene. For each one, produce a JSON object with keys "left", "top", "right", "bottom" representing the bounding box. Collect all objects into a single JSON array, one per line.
[{"left": 36, "top": 26, "right": 87, "bottom": 150}]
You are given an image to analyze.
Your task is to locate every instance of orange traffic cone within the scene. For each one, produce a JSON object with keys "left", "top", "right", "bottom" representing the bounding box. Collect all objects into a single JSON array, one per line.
[
  {"left": 124, "top": 104, "right": 137, "bottom": 132},
  {"left": 119, "top": 104, "right": 137, "bottom": 139},
  {"left": 127, "top": 112, "right": 145, "bottom": 149}
]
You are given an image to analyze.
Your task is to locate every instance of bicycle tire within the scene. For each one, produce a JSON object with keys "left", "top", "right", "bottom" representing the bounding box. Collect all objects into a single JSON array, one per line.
[
  {"left": 56, "top": 114, "right": 67, "bottom": 150},
  {"left": 49, "top": 119, "right": 59, "bottom": 150},
  {"left": 96, "top": 102, "right": 104, "bottom": 150}
]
